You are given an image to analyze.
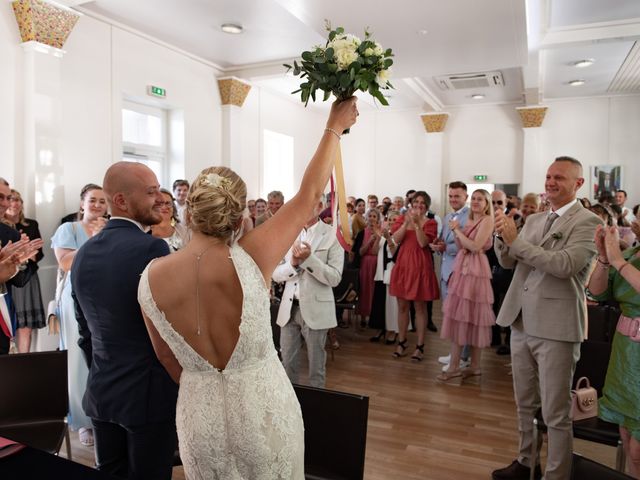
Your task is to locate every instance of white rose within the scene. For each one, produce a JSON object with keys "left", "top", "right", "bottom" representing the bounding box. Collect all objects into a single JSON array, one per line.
[
  {"left": 364, "top": 47, "right": 374, "bottom": 56},
  {"left": 335, "top": 47, "right": 359, "bottom": 70},
  {"left": 376, "top": 68, "right": 391, "bottom": 87},
  {"left": 373, "top": 42, "right": 384, "bottom": 56}
]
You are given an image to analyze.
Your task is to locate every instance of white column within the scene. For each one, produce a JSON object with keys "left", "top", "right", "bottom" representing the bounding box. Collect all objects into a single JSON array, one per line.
[
  {"left": 20, "top": 41, "right": 67, "bottom": 351},
  {"left": 521, "top": 127, "right": 546, "bottom": 195},
  {"left": 220, "top": 104, "right": 243, "bottom": 171},
  {"left": 425, "top": 132, "right": 444, "bottom": 213}
]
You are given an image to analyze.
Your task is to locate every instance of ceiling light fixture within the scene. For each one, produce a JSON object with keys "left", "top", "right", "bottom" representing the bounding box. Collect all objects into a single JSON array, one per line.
[
  {"left": 221, "top": 23, "right": 243, "bottom": 34},
  {"left": 471, "top": 94, "right": 485, "bottom": 99},
  {"left": 572, "top": 59, "right": 594, "bottom": 68},
  {"left": 417, "top": 29, "right": 428, "bottom": 36},
  {"left": 568, "top": 79, "right": 586, "bottom": 86}
]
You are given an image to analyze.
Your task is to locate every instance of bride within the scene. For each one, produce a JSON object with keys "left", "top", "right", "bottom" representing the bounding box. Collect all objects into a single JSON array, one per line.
[{"left": 137, "top": 98, "right": 358, "bottom": 479}]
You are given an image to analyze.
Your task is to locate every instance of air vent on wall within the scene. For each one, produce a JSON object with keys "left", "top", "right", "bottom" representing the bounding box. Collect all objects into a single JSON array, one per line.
[{"left": 435, "top": 71, "right": 505, "bottom": 90}]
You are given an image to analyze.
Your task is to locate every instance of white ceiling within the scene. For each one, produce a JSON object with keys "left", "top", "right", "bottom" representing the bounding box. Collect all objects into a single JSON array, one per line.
[{"left": 65, "top": 0, "right": 640, "bottom": 110}]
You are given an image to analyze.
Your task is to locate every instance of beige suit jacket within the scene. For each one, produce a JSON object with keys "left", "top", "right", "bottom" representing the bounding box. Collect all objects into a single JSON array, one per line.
[
  {"left": 495, "top": 201, "right": 601, "bottom": 342},
  {"left": 272, "top": 221, "right": 343, "bottom": 330}
]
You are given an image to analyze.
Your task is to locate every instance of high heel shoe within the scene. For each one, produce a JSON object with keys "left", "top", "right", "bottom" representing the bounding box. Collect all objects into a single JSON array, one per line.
[
  {"left": 392, "top": 339, "right": 408, "bottom": 358},
  {"left": 369, "top": 330, "right": 385, "bottom": 343},
  {"left": 385, "top": 333, "right": 398, "bottom": 345},
  {"left": 411, "top": 344, "right": 425, "bottom": 361}
]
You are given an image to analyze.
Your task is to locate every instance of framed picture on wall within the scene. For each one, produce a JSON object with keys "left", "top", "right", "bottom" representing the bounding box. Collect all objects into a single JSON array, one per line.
[{"left": 591, "top": 165, "right": 622, "bottom": 200}]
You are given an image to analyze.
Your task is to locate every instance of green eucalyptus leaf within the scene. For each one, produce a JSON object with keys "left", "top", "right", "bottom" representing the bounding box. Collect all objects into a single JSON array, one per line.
[
  {"left": 323, "top": 90, "right": 331, "bottom": 101},
  {"left": 384, "top": 59, "right": 393, "bottom": 68},
  {"left": 373, "top": 89, "right": 389, "bottom": 106},
  {"left": 325, "top": 47, "right": 334, "bottom": 60},
  {"left": 301, "top": 51, "right": 313, "bottom": 62},
  {"left": 335, "top": 27, "right": 344, "bottom": 35}
]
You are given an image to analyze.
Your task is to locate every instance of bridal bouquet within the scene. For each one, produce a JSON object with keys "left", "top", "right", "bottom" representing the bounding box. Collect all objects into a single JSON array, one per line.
[{"left": 284, "top": 22, "right": 394, "bottom": 107}]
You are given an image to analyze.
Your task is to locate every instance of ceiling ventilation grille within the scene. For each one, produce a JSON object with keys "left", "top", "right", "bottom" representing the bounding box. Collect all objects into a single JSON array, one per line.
[
  {"left": 608, "top": 41, "right": 640, "bottom": 93},
  {"left": 435, "top": 71, "right": 505, "bottom": 90}
]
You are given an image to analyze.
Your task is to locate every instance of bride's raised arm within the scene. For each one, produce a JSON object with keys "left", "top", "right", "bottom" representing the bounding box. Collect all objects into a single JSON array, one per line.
[{"left": 240, "top": 97, "right": 358, "bottom": 283}]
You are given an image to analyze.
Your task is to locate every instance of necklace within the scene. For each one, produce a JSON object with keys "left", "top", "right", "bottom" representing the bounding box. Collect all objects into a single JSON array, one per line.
[{"left": 192, "top": 241, "right": 221, "bottom": 335}]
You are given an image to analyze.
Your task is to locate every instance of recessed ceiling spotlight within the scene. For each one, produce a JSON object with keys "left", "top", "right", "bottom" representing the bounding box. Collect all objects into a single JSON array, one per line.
[
  {"left": 417, "top": 29, "right": 428, "bottom": 35},
  {"left": 221, "top": 23, "right": 243, "bottom": 34},
  {"left": 471, "top": 94, "right": 485, "bottom": 99},
  {"left": 572, "top": 59, "right": 594, "bottom": 68},
  {"left": 568, "top": 79, "right": 586, "bottom": 86}
]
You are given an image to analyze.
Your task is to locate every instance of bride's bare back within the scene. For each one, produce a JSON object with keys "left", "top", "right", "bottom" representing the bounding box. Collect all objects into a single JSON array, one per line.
[{"left": 147, "top": 242, "right": 245, "bottom": 371}]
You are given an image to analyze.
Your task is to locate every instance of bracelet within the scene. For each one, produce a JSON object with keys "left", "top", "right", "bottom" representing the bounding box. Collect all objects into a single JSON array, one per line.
[
  {"left": 324, "top": 128, "right": 341, "bottom": 140},
  {"left": 597, "top": 257, "right": 610, "bottom": 265},
  {"left": 618, "top": 262, "right": 631, "bottom": 275}
]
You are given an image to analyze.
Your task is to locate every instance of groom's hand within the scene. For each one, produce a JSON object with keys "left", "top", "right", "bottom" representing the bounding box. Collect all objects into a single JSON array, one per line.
[{"left": 495, "top": 210, "right": 517, "bottom": 246}]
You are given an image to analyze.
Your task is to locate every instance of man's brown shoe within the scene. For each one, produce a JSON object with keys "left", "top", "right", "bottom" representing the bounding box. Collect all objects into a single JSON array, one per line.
[{"left": 492, "top": 460, "right": 541, "bottom": 480}]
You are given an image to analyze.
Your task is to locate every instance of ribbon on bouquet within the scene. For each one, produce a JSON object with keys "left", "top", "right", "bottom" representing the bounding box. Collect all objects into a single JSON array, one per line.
[{"left": 330, "top": 144, "right": 352, "bottom": 252}]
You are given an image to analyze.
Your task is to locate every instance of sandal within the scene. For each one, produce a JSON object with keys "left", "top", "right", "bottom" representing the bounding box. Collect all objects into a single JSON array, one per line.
[
  {"left": 392, "top": 339, "right": 408, "bottom": 358},
  {"left": 411, "top": 344, "right": 425, "bottom": 361},
  {"left": 461, "top": 368, "right": 482, "bottom": 379},
  {"left": 79, "top": 427, "right": 94, "bottom": 447},
  {"left": 385, "top": 333, "right": 398, "bottom": 345},
  {"left": 436, "top": 370, "right": 462, "bottom": 382}
]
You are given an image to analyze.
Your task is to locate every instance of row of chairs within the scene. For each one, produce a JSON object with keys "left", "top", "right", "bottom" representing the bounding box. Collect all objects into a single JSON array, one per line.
[{"left": 0, "top": 350, "right": 370, "bottom": 480}]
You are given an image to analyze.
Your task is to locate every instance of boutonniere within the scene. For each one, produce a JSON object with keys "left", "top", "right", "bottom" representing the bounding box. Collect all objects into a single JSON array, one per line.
[{"left": 550, "top": 231, "right": 563, "bottom": 248}]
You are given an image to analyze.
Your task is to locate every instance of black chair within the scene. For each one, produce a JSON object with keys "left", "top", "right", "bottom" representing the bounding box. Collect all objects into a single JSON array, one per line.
[
  {"left": 333, "top": 267, "right": 359, "bottom": 327},
  {"left": 531, "top": 340, "right": 626, "bottom": 479},
  {"left": 571, "top": 453, "right": 634, "bottom": 479},
  {"left": 0, "top": 351, "right": 71, "bottom": 459},
  {"left": 293, "top": 384, "right": 369, "bottom": 480}
]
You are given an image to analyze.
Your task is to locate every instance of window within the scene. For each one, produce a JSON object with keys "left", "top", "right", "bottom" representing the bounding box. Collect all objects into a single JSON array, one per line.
[
  {"left": 122, "top": 101, "right": 167, "bottom": 185},
  {"left": 263, "top": 129, "right": 294, "bottom": 200}
]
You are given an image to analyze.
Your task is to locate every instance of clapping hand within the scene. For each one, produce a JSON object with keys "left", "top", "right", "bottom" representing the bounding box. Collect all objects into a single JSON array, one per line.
[
  {"left": 291, "top": 241, "right": 311, "bottom": 266},
  {"left": 429, "top": 238, "right": 445, "bottom": 252},
  {"left": 409, "top": 208, "right": 421, "bottom": 225},
  {"left": 494, "top": 209, "right": 518, "bottom": 245},
  {"left": 88, "top": 217, "right": 108, "bottom": 237},
  {"left": 594, "top": 224, "right": 608, "bottom": 261},
  {"left": 602, "top": 226, "right": 624, "bottom": 268},
  {"left": 448, "top": 219, "right": 460, "bottom": 232}
]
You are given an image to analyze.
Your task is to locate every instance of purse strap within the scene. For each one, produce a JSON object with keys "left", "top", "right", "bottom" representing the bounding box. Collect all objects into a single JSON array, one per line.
[{"left": 574, "top": 376, "right": 591, "bottom": 390}]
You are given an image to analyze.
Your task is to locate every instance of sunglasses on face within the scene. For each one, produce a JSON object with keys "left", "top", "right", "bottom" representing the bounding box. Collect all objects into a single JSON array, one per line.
[{"left": 492, "top": 200, "right": 504, "bottom": 206}]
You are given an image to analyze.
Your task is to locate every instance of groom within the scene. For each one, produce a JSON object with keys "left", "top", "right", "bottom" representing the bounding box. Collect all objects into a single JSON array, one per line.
[{"left": 72, "top": 162, "right": 177, "bottom": 480}]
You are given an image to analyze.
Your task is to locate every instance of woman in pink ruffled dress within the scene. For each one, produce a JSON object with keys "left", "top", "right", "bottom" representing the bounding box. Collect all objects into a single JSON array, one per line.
[{"left": 438, "top": 189, "right": 495, "bottom": 381}]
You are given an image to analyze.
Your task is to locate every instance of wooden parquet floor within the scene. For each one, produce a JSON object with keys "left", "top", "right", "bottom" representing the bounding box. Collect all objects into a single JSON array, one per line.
[{"left": 60, "top": 301, "right": 618, "bottom": 479}]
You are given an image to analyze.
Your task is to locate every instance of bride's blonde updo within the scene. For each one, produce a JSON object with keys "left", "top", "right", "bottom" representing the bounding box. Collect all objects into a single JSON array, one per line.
[{"left": 187, "top": 167, "right": 246, "bottom": 241}]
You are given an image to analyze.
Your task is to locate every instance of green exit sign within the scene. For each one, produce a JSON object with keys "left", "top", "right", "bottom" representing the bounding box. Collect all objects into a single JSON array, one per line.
[
  {"left": 474, "top": 175, "right": 488, "bottom": 181},
  {"left": 147, "top": 85, "right": 166, "bottom": 98}
]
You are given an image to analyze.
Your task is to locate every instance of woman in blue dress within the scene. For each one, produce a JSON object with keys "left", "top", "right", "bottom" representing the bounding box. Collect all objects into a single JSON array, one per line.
[{"left": 51, "top": 184, "right": 108, "bottom": 447}]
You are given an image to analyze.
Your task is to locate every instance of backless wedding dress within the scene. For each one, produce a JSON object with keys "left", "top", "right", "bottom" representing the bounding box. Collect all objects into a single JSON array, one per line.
[{"left": 138, "top": 244, "right": 304, "bottom": 479}]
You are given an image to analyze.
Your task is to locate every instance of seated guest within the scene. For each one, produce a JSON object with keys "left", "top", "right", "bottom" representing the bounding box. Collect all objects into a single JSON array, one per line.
[{"left": 587, "top": 224, "right": 640, "bottom": 478}]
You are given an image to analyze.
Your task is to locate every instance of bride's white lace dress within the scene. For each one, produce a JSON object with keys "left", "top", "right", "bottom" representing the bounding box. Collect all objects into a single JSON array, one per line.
[{"left": 138, "top": 244, "right": 305, "bottom": 479}]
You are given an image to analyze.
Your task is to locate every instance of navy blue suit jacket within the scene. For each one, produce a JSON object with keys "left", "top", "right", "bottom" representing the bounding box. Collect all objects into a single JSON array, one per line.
[{"left": 71, "top": 219, "right": 177, "bottom": 427}]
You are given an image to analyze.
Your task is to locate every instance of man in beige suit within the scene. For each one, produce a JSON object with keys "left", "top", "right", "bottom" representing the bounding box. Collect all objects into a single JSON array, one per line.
[{"left": 491, "top": 157, "right": 601, "bottom": 480}]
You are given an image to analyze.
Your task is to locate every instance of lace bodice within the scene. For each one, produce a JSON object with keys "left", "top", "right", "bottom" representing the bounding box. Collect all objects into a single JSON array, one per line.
[{"left": 138, "top": 244, "right": 304, "bottom": 479}]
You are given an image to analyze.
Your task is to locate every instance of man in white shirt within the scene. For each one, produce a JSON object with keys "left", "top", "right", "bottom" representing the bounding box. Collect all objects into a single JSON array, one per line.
[
  {"left": 616, "top": 189, "right": 636, "bottom": 223},
  {"left": 172, "top": 179, "right": 189, "bottom": 225},
  {"left": 273, "top": 200, "right": 343, "bottom": 388}
]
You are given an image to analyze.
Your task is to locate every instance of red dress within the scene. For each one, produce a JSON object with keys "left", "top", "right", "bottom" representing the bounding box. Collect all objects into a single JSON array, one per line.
[
  {"left": 356, "top": 228, "right": 378, "bottom": 316},
  {"left": 389, "top": 216, "right": 440, "bottom": 301}
]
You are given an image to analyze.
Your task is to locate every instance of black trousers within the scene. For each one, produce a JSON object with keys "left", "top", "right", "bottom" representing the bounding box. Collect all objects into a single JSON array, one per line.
[{"left": 92, "top": 418, "right": 177, "bottom": 480}]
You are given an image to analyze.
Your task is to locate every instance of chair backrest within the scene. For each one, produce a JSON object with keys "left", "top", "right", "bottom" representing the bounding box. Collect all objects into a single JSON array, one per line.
[
  {"left": 294, "top": 384, "right": 369, "bottom": 480},
  {"left": 573, "top": 340, "right": 612, "bottom": 395},
  {"left": 571, "top": 453, "right": 634, "bottom": 479},
  {"left": 0, "top": 351, "right": 68, "bottom": 426}
]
